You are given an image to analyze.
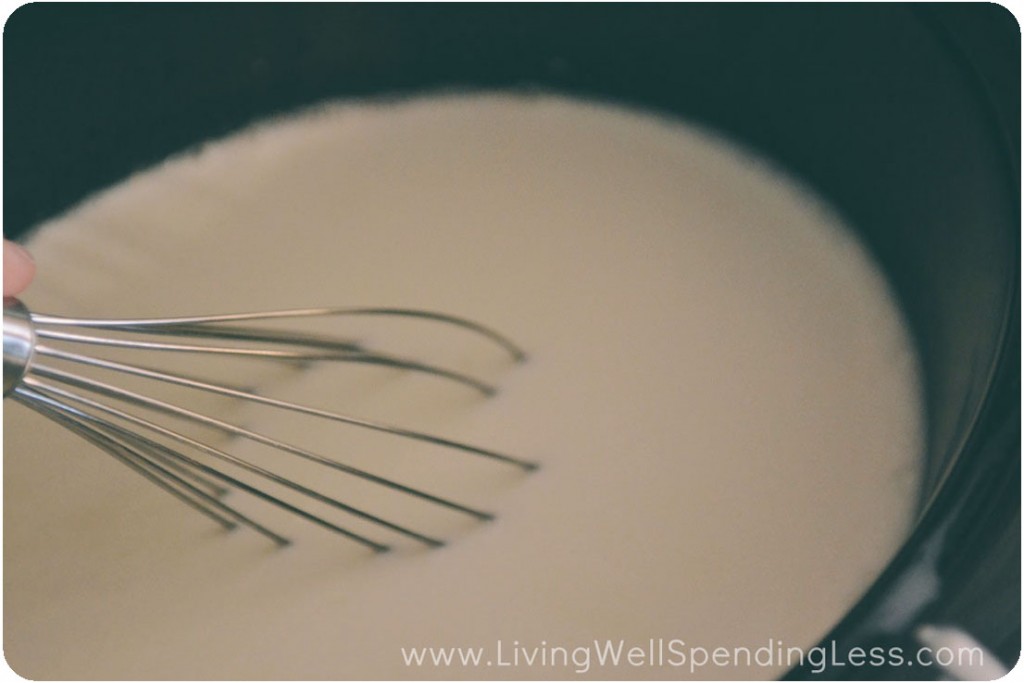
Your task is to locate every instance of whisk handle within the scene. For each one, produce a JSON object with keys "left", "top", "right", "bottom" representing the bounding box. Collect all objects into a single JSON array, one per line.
[{"left": 3, "top": 298, "right": 35, "bottom": 397}]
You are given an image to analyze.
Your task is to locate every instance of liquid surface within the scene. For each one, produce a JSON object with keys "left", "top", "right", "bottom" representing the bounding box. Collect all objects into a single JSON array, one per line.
[{"left": 4, "top": 94, "right": 922, "bottom": 679}]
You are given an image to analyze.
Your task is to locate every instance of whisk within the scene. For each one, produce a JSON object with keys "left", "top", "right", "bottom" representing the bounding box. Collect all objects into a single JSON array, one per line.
[{"left": 3, "top": 298, "right": 537, "bottom": 552}]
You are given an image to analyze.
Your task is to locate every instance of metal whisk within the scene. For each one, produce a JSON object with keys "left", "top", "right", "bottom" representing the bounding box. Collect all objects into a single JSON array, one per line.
[{"left": 3, "top": 298, "right": 536, "bottom": 552}]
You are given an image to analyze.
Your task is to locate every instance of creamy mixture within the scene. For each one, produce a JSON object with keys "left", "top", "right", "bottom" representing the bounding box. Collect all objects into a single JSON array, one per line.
[{"left": 3, "top": 94, "right": 922, "bottom": 679}]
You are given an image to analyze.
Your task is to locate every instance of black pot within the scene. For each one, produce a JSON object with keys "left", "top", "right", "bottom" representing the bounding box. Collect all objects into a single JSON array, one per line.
[{"left": 4, "top": 4, "right": 1018, "bottom": 678}]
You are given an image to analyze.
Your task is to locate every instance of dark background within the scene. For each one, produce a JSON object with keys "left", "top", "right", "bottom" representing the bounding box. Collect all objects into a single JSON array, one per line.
[{"left": 4, "top": 4, "right": 1019, "bottom": 239}]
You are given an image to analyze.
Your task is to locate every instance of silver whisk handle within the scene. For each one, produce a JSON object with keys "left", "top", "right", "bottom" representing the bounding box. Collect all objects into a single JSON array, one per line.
[{"left": 3, "top": 298, "right": 35, "bottom": 397}]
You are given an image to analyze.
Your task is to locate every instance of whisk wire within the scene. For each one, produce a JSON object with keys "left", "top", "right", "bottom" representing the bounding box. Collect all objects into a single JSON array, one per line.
[
  {"left": 24, "top": 375, "right": 451, "bottom": 547},
  {"left": 23, "top": 391, "right": 242, "bottom": 532},
  {"left": 20, "top": 380, "right": 412, "bottom": 551},
  {"left": 35, "top": 330, "right": 497, "bottom": 395},
  {"left": 36, "top": 344, "right": 532, "bottom": 470},
  {"left": 31, "top": 359, "right": 499, "bottom": 520},
  {"left": 113, "top": 431, "right": 230, "bottom": 498},
  {"left": 6, "top": 300, "right": 536, "bottom": 550},
  {"left": 31, "top": 306, "right": 528, "bottom": 361},
  {"left": 23, "top": 390, "right": 301, "bottom": 545}
]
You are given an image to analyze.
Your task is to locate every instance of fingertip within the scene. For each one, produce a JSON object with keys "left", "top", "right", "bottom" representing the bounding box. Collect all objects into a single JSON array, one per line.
[{"left": 4, "top": 239, "right": 36, "bottom": 297}]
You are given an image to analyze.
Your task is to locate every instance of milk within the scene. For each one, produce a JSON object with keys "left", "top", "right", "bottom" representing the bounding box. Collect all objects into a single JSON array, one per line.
[{"left": 3, "top": 94, "right": 922, "bottom": 679}]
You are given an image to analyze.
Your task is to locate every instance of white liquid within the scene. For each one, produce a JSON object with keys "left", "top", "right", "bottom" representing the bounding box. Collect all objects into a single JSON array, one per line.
[{"left": 4, "top": 94, "right": 922, "bottom": 679}]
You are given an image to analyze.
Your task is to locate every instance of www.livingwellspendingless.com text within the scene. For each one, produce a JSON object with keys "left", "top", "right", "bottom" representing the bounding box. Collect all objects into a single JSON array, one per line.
[{"left": 400, "top": 638, "right": 988, "bottom": 675}]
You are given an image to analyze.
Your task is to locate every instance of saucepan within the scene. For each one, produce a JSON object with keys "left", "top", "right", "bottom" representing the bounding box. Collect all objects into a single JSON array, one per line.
[{"left": 3, "top": 4, "right": 1018, "bottom": 678}]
